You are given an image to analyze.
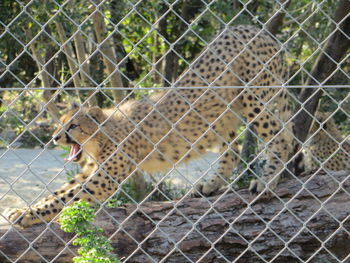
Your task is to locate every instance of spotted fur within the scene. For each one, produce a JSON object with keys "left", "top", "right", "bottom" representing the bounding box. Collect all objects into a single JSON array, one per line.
[
  {"left": 7, "top": 25, "right": 295, "bottom": 228},
  {"left": 304, "top": 112, "right": 349, "bottom": 172}
]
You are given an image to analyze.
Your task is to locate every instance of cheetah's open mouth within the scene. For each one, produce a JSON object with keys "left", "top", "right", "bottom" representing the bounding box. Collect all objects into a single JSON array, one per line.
[{"left": 65, "top": 143, "right": 82, "bottom": 162}]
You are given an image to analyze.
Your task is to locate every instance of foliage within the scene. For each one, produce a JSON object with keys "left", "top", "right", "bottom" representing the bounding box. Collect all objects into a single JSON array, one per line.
[
  {"left": 1, "top": 1, "right": 348, "bottom": 87},
  {"left": 146, "top": 177, "right": 187, "bottom": 202},
  {"left": 59, "top": 200, "right": 121, "bottom": 263},
  {"left": 0, "top": 0, "right": 348, "bottom": 184},
  {"left": 0, "top": 91, "right": 55, "bottom": 148},
  {"left": 105, "top": 181, "right": 136, "bottom": 208},
  {"left": 106, "top": 176, "right": 185, "bottom": 208}
]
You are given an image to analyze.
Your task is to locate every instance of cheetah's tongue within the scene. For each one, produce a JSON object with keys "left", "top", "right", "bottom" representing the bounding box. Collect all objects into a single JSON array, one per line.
[{"left": 65, "top": 144, "right": 80, "bottom": 162}]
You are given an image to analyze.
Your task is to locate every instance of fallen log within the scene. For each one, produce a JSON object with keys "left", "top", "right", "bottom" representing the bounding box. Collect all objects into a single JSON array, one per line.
[{"left": 0, "top": 171, "right": 349, "bottom": 263}]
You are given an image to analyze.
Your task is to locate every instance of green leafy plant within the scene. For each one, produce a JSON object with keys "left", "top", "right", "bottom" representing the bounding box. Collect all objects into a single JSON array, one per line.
[
  {"left": 106, "top": 177, "right": 186, "bottom": 208},
  {"left": 59, "top": 201, "right": 121, "bottom": 263}
]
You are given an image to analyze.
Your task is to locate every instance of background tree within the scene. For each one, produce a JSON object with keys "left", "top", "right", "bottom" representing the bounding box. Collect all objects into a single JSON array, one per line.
[{"left": 0, "top": 0, "right": 349, "bottom": 169}]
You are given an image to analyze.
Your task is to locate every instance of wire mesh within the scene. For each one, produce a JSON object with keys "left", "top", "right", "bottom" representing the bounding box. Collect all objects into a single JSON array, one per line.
[{"left": 0, "top": 0, "right": 349, "bottom": 262}]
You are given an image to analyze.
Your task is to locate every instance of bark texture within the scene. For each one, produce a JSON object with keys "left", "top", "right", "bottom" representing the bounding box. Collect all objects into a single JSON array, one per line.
[
  {"left": 92, "top": 1, "right": 125, "bottom": 103},
  {"left": 159, "top": 0, "right": 205, "bottom": 87},
  {"left": 55, "top": 21, "right": 82, "bottom": 89},
  {"left": 25, "top": 29, "right": 60, "bottom": 119},
  {"left": 265, "top": 0, "right": 291, "bottom": 35},
  {"left": 73, "top": 31, "right": 98, "bottom": 107},
  {"left": 1, "top": 171, "right": 349, "bottom": 263}
]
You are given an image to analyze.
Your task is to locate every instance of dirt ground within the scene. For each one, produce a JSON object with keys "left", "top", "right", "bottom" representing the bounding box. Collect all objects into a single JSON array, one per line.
[
  {"left": 0, "top": 149, "right": 72, "bottom": 214},
  {"left": 0, "top": 148, "right": 218, "bottom": 224}
]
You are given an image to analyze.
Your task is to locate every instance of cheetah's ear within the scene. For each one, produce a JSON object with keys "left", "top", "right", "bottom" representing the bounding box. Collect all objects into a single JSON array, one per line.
[{"left": 87, "top": 106, "right": 106, "bottom": 124}]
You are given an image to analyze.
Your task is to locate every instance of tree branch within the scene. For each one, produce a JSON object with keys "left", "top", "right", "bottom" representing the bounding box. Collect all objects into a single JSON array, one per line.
[{"left": 1, "top": 171, "right": 349, "bottom": 262}]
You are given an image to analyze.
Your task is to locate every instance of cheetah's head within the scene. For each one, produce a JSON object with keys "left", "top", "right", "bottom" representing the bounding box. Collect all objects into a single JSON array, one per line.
[{"left": 53, "top": 104, "right": 108, "bottom": 163}]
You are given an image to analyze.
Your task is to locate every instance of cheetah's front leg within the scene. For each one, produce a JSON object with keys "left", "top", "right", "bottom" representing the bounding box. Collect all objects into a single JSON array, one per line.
[
  {"left": 245, "top": 100, "right": 294, "bottom": 194},
  {"left": 6, "top": 172, "right": 85, "bottom": 227},
  {"left": 192, "top": 133, "right": 241, "bottom": 197},
  {"left": 6, "top": 171, "right": 117, "bottom": 228}
]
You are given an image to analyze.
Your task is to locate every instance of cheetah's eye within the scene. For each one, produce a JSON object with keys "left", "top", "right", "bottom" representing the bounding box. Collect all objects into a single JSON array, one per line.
[{"left": 68, "top": 124, "right": 79, "bottom": 130}]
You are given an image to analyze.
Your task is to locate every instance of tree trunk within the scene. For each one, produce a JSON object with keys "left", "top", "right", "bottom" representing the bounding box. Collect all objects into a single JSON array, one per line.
[
  {"left": 160, "top": 0, "right": 205, "bottom": 87},
  {"left": 265, "top": 0, "right": 291, "bottom": 35},
  {"left": 92, "top": 2, "right": 125, "bottom": 103},
  {"left": 1, "top": 171, "right": 349, "bottom": 263},
  {"left": 109, "top": 0, "right": 140, "bottom": 87},
  {"left": 73, "top": 31, "right": 98, "bottom": 107},
  {"left": 25, "top": 29, "right": 60, "bottom": 119},
  {"left": 292, "top": 0, "right": 350, "bottom": 173},
  {"left": 54, "top": 21, "right": 82, "bottom": 90},
  {"left": 158, "top": 4, "right": 174, "bottom": 87},
  {"left": 162, "top": 50, "right": 178, "bottom": 87},
  {"left": 293, "top": 0, "right": 350, "bottom": 143}
]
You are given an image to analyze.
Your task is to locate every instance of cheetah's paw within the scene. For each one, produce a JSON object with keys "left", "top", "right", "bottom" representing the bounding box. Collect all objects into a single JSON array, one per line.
[
  {"left": 191, "top": 180, "right": 221, "bottom": 197},
  {"left": 5, "top": 208, "right": 39, "bottom": 228},
  {"left": 249, "top": 176, "right": 278, "bottom": 194},
  {"left": 248, "top": 179, "right": 264, "bottom": 194}
]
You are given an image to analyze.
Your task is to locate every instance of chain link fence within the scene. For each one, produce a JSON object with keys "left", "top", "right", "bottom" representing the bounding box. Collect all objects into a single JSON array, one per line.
[{"left": 0, "top": 0, "right": 349, "bottom": 262}]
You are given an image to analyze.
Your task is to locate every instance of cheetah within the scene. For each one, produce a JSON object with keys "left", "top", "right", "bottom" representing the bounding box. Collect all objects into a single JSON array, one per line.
[
  {"left": 7, "top": 25, "right": 295, "bottom": 228},
  {"left": 304, "top": 111, "right": 349, "bottom": 173}
]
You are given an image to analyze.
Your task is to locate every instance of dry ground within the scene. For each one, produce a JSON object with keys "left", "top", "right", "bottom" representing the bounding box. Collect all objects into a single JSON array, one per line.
[{"left": 0, "top": 148, "right": 219, "bottom": 224}]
